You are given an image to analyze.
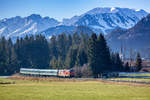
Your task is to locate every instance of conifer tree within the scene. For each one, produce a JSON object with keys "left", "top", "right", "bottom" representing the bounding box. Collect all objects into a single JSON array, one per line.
[
  {"left": 57, "top": 33, "right": 67, "bottom": 61},
  {"left": 76, "top": 48, "right": 88, "bottom": 66},
  {"left": 65, "top": 45, "right": 78, "bottom": 68},
  {"left": 50, "top": 56, "right": 57, "bottom": 69},
  {"left": 135, "top": 52, "right": 142, "bottom": 71},
  {"left": 96, "top": 34, "right": 111, "bottom": 74},
  {"left": 0, "top": 37, "right": 8, "bottom": 75},
  {"left": 88, "top": 33, "right": 98, "bottom": 77},
  {"left": 49, "top": 35, "right": 58, "bottom": 59},
  {"left": 124, "top": 62, "right": 130, "bottom": 72},
  {"left": 72, "top": 32, "right": 81, "bottom": 45}
]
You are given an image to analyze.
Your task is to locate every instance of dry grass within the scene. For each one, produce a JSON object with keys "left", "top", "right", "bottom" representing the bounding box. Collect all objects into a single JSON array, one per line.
[
  {"left": 0, "top": 77, "right": 150, "bottom": 100},
  {"left": 9, "top": 75, "right": 150, "bottom": 87}
]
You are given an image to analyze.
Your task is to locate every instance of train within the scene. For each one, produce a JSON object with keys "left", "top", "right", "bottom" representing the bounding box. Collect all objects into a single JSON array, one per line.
[{"left": 20, "top": 68, "right": 75, "bottom": 77}]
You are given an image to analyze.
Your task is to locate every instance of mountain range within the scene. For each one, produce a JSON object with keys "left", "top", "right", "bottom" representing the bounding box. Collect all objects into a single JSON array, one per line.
[
  {"left": 0, "top": 7, "right": 148, "bottom": 40},
  {"left": 107, "top": 14, "right": 150, "bottom": 57},
  {"left": 62, "top": 7, "right": 147, "bottom": 34}
]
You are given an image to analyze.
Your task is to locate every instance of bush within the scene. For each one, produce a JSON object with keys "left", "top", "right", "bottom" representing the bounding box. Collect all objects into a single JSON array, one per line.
[{"left": 73, "top": 64, "right": 93, "bottom": 78}]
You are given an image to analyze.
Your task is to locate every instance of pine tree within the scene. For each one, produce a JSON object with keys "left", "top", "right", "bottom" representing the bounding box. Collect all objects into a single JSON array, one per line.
[
  {"left": 57, "top": 57, "right": 64, "bottom": 69},
  {"left": 33, "top": 35, "right": 50, "bottom": 69},
  {"left": 96, "top": 34, "right": 111, "bottom": 74},
  {"left": 124, "top": 62, "right": 130, "bottom": 72},
  {"left": 9, "top": 47, "right": 19, "bottom": 74},
  {"left": 57, "top": 33, "right": 67, "bottom": 61},
  {"left": 49, "top": 35, "right": 58, "bottom": 59},
  {"left": 50, "top": 56, "right": 57, "bottom": 69},
  {"left": 135, "top": 52, "right": 142, "bottom": 71},
  {"left": 76, "top": 48, "right": 88, "bottom": 66},
  {"left": 72, "top": 32, "right": 81, "bottom": 45},
  {"left": 88, "top": 33, "right": 98, "bottom": 78},
  {"left": 65, "top": 45, "right": 78, "bottom": 68},
  {"left": 67, "top": 34, "right": 72, "bottom": 50},
  {"left": 0, "top": 37, "right": 7, "bottom": 75},
  {"left": 14, "top": 35, "right": 50, "bottom": 69}
]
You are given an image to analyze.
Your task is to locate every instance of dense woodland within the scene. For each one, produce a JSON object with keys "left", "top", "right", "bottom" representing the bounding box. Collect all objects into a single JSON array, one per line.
[{"left": 0, "top": 32, "right": 142, "bottom": 76}]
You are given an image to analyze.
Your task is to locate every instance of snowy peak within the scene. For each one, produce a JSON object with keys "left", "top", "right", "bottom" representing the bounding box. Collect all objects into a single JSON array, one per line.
[
  {"left": 85, "top": 7, "right": 147, "bottom": 15},
  {"left": 86, "top": 7, "right": 111, "bottom": 15},
  {"left": 0, "top": 14, "right": 60, "bottom": 39},
  {"left": 110, "top": 7, "right": 118, "bottom": 13},
  {"left": 62, "top": 7, "right": 148, "bottom": 34},
  {"left": 0, "top": 7, "right": 148, "bottom": 40}
]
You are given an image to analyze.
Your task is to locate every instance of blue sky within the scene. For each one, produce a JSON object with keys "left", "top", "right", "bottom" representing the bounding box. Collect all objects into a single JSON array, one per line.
[{"left": 0, "top": 0, "right": 149, "bottom": 21}]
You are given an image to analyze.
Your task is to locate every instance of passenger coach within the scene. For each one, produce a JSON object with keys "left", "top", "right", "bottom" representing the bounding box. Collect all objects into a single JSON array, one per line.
[{"left": 20, "top": 68, "right": 74, "bottom": 77}]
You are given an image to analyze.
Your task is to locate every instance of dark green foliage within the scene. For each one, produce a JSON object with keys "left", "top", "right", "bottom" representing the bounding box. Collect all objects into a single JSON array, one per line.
[
  {"left": 14, "top": 35, "right": 50, "bottom": 69},
  {"left": 76, "top": 48, "right": 88, "bottom": 66},
  {"left": 57, "top": 33, "right": 67, "bottom": 61},
  {"left": 65, "top": 45, "right": 78, "bottom": 68},
  {"left": 135, "top": 52, "right": 142, "bottom": 71},
  {"left": 72, "top": 33, "right": 81, "bottom": 45},
  {"left": 0, "top": 31, "right": 124, "bottom": 76},
  {"left": 111, "top": 53, "right": 124, "bottom": 72},
  {"left": 124, "top": 62, "right": 130, "bottom": 72},
  {"left": 88, "top": 33, "right": 113, "bottom": 77},
  {"left": 88, "top": 33, "right": 98, "bottom": 77},
  {"left": 49, "top": 35, "right": 58, "bottom": 59},
  {"left": 50, "top": 56, "right": 64, "bottom": 69},
  {"left": 96, "top": 34, "right": 111, "bottom": 73},
  {"left": 75, "top": 32, "right": 88, "bottom": 67},
  {"left": 0, "top": 37, "right": 18, "bottom": 75},
  {"left": 88, "top": 33, "right": 124, "bottom": 77},
  {"left": 50, "top": 56, "right": 58, "bottom": 69},
  {"left": 49, "top": 32, "right": 88, "bottom": 69}
]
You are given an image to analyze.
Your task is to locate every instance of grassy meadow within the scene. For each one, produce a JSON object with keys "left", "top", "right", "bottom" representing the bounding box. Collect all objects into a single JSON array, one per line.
[{"left": 0, "top": 78, "right": 150, "bottom": 100}]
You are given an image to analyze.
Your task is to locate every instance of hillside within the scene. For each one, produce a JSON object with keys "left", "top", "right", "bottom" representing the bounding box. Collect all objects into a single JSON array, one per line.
[{"left": 107, "top": 14, "right": 150, "bottom": 57}]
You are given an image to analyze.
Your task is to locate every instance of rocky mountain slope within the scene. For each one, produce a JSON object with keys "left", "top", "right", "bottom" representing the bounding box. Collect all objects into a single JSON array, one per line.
[
  {"left": 0, "top": 14, "right": 60, "bottom": 39},
  {"left": 107, "top": 14, "right": 150, "bottom": 54}
]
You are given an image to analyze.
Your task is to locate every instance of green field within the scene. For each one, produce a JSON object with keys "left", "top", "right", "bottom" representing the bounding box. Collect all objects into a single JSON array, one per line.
[
  {"left": 108, "top": 78, "right": 150, "bottom": 82},
  {"left": 0, "top": 78, "right": 150, "bottom": 100}
]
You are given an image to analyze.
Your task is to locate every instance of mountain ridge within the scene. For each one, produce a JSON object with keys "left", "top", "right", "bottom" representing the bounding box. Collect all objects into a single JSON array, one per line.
[
  {"left": 0, "top": 7, "right": 148, "bottom": 40},
  {"left": 0, "top": 14, "right": 60, "bottom": 39},
  {"left": 107, "top": 14, "right": 150, "bottom": 54}
]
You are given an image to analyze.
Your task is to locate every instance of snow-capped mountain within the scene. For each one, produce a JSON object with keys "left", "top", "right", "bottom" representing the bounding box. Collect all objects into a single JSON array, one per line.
[
  {"left": 106, "top": 14, "right": 150, "bottom": 52},
  {"left": 0, "top": 7, "right": 148, "bottom": 40},
  {"left": 62, "top": 7, "right": 148, "bottom": 34},
  {"left": 0, "top": 14, "right": 60, "bottom": 39}
]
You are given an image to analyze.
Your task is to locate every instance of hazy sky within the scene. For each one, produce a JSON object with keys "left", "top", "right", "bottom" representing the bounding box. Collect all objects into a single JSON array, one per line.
[{"left": 0, "top": 0, "right": 149, "bottom": 21}]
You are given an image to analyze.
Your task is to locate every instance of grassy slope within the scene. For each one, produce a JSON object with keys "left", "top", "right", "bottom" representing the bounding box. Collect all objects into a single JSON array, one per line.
[{"left": 0, "top": 78, "right": 150, "bottom": 100}]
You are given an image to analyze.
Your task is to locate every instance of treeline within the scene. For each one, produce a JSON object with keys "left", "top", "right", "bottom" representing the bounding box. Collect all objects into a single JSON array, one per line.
[
  {"left": 0, "top": 33, "right": 89, "bottom": 75},
  {"left": 0, "top": 35, "right": 50, "bottom": 75},
  {"left": 0, "top": 32, "right": 141, "bottom": 76}
]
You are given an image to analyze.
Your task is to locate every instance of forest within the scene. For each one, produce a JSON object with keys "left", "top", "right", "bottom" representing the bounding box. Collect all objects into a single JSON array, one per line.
[{"left": 0, "top": 32, "right": 142, "bottom": 77}]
